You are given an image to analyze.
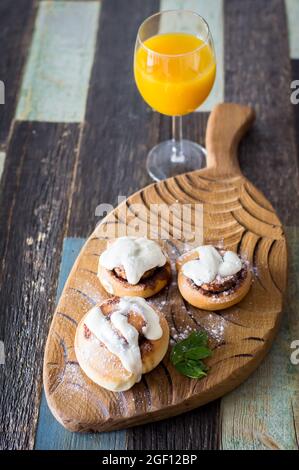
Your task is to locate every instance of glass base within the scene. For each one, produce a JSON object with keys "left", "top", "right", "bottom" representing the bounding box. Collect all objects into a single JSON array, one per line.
[{"left": 146, "top": 139, "right": 206, "bottom": 181}]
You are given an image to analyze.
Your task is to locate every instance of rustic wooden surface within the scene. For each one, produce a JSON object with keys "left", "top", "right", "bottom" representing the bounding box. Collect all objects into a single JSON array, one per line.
[
  {"left": 0, "top": 122, "right": 81, "bottom": 449},
  {"left": 225, "top": 0, "right": 299, "bottom": 226},
  {"left": 68, "top": 0, "right": 160, "bottom": 236},
  {"left": 44, "top": 103, "right": 287, "bottom": 433},
  {"left": 0, "top": 0, "right": 298, "bottom": 450},
  {"left": 0, "top": 0, "right": 37, "bottom": 148}
]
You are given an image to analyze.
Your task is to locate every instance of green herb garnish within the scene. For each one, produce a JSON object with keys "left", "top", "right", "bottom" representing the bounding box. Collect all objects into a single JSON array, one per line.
[{"left": 170, "top": 331, "right": 212, "bottom": 379}]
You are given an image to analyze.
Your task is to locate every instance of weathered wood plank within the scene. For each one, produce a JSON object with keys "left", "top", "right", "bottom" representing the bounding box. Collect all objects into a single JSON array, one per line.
[
  {"left": 224, "top": 0, "right": 299, "bottom": 225},
  {"left": 0, "top": 0, "right": 37, "bottom": 146},
  {"left": 128, "top": 402, "right": 220, "bottom": 450},
  {"left": 16, "top": 1, "right": 100, "bottom": 123},
  {"left": 67, "top": 0, "right": 160, "bottom": 237},
  {"left": 25, "top": 0, "right": 299, "bottom": 452},
  {"left": 0, "top": 152, "right": 5, "bottom": 180},
  {"left": 220, "top": 0, "right": 299, "bottom": 450},
  {"left": 35, "top": 237, "right": 126, "bottom": 449},
  {"left": 285, "top": 226, "right": 299, "bottom": 445},
  {"left": 286, "top": 0, "right": 299, "bottom": 59},
  {"left": 160, "top": 0, "right": 224, "bottom": 112},
  {"left": 0, "top": 121, "right": 80, "bottom": 450},
  {"left": 291, "top": 60, "right": 299, "bottom": 164},
  {"left": 220, "top": 226, "right": 299, "bottom": 450}
]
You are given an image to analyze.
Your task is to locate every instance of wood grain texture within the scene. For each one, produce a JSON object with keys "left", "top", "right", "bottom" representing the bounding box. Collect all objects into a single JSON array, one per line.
[
  {"left": 67, "top": 0, "right": 160, "bottom": 236},
  {"left": 43, "top": 103, "right": 287, "bottom": 433},
  {"left": 291, "top": 60, "right": 299, "bottom": 165},
  {"left": 224, "top": 0, "right": 299, "bottom": 226},
  {"left": 221, "top": 226, "right": 299, "bottom": 450},
  {"left": 0, "top": 0, "right": 296, "bottom": 452},
  {"left": 0, "top": 152, "right": 5, "bottom": 180},
  {"left": 285, "top": 226, "right": 299, "bottom": 446},
  {"left": 16, "top": 0, "right": 100, "bottom": 122},
  {"left": 0, "top": 121, "right": 80, "bottom": 449},
  {"left": 0, "top": 0, "right": 37, "bottom": 147},
  {"left": 127, "top": 401, "right": 220, "bottom": 450},
  {"left": 219, "top": 0, "right": 299, "bottom": 449},
  {"left": 286, "top": 0, "right": 299, "bottom": 59}
]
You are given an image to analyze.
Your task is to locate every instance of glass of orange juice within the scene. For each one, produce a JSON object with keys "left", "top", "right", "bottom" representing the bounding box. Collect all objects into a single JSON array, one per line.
[{"left": 134, "top": 10, "right": 216, "bottom": 180}]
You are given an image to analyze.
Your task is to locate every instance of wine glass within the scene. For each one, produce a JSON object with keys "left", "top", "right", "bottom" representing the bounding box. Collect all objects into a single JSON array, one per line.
[{"left": 134, "top": 10, "right": 216, "bottom": 181}]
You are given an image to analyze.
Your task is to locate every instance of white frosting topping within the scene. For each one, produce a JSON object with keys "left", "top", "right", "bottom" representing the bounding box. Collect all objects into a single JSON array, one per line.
[
  {"left": 182, "top": 245, "right": 242, "bottom": 286},
  {"left": 84, "top": 296, "right": 162, "bottom": 380},
  {"left": 99, "top": 237, "right": 166, "bottom": 285},
  {"left": 101, "top": 276, "right": 114, "bottom": 294}
]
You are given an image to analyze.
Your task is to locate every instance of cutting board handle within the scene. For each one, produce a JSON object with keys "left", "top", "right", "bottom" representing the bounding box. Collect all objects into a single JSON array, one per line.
[{"left": 205, "top": 103, "right": 255, "bottom": 175}]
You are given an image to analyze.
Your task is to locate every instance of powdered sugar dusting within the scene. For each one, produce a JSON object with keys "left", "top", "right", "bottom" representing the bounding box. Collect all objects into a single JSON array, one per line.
[{"left": 170, "top": 324, "right": 196, "bottom": 345}]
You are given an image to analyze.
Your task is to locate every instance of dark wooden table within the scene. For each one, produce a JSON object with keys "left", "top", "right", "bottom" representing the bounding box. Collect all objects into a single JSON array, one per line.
[{"left": 0, "top": 0, "right": 298, "bottom": 450}]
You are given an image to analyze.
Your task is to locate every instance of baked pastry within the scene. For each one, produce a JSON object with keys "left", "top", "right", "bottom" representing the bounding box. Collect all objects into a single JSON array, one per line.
[
  {"left": 98, "top": 237, "right": 171, "bottom": 298},
  {"left": 177, "top": 245, "right": 251, "bottom": 311},
  {"left": 75, "top": 296, "right": 169, "bottom": 391}
]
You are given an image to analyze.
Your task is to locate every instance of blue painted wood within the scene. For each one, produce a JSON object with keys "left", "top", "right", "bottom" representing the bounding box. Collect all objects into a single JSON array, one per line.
[
  {"left": 0, "top": 151, "right": 5, "bottom": 180},
  {"left": 16, "top": 1, "right": 100, "bottom": 122},
  {"left": 35, "top": 237, "right": 126, "bottom": 449},
  {"left": 286, "top": 0, "right": 299, "bottom": 59}
]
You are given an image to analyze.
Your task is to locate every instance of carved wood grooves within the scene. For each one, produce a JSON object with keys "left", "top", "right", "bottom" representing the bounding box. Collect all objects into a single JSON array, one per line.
[{"left": 43, "top": 104, "right": 287, "bottom": 432}]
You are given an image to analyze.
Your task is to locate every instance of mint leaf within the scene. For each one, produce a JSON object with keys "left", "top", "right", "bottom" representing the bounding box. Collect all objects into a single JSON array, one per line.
[
  {"left": 185, "top": 346, "right": 212, "bottom": 360},
  {"left": 175, "top": 360, "right": 207, "bottom": 379},
  {"left": 170, "top": 331, "right": 212, "bottom": 379}
]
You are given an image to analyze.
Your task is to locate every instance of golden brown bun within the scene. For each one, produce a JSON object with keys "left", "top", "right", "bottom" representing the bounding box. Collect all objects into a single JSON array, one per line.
[
  {"left": 177, "top": 249, "right": 252, "bottom": 311},
  {"left": 98, "top": 260, "right": 171, "bottom": 299},
  {"left": 75, "top": 297, "right": 169, "bottom": 391}
]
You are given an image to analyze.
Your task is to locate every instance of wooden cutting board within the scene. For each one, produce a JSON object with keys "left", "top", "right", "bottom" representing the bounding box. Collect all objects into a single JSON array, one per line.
[{"left": 43, "top": 103, "right": 287, "bottom": 432}]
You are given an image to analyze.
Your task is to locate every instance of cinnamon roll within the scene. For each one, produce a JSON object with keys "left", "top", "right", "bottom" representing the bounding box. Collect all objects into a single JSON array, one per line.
[
  {"left": 177, "top": 245, "right": 252, "bottom": 311},
  {"left": 98, "top": 237, "right": 171, "bottom": 298},
  {"left": 75, "top": 296, "right": 169, "bottom": 391}
]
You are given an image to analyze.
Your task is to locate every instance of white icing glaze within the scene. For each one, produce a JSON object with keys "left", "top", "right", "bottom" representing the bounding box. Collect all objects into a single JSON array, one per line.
[
  {"left": 110, "top": 310, "right": 142, "bottom": 377},
  {"left": 118, "top": 297, "right": 162, "bottom": 340},
  {"left": 182, "top": 245, "right": 242, "bottom": 286},
  {"left": 99, "top": 237, "right": 166, "bottom": 285},
  {"left": 218, "top": 251, "right": 242, "bottom": 277},
  {"left": 84, "top": 296, "right": 162, "bottom": 380},
  {"left": 101, "top": 276, "right": 114, "bottom": 294}
]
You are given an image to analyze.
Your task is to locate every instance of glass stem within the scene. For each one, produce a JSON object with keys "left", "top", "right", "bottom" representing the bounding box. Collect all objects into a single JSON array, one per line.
[{"left": 171, "top": 115, "right": 185, "bottom": 163}]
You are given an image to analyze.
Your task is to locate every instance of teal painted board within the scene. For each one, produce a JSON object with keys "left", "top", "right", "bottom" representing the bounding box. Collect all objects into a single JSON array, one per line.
[
  {"left": 54, "top": 238, "right": 86, "bottom": 300},
  {"left": 16, "top": 1, "right": 100, "bottom": 122},
  {"left": 0, "top": 152, "right": 5, "bottom": 179},
  {"left": 35, "top": 237, "right": 126, "bottom": 450},
  {"left": 160, "top": 0, "right": 224, "bottom": 111},
  {"left": 220, "top": 227, "right": 299, "bottom": 450},
  {"left": 286, "top": 0, "right": 299, "bottom": 59}
]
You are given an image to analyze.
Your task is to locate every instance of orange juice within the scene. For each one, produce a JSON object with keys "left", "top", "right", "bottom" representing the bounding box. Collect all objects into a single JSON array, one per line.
[{"left": 134, "top": 32, "right": 216, "bottom": 116}]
